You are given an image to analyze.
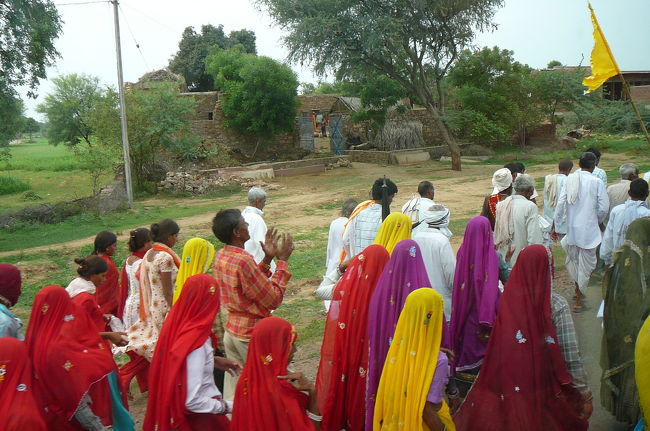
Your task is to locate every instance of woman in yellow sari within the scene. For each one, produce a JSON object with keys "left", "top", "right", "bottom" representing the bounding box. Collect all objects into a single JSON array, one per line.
[
  {"left": 173, "top": 237, "right": 216, "bottom": 303},
  {"left": 636, "top": 314, "right": 650, "bottom": 431},
  {"left": 373, "top": 288, "right": 455, "bottom": 431},
  {"left": 373, "top": 213, "right": 412, "bottom": 255}
]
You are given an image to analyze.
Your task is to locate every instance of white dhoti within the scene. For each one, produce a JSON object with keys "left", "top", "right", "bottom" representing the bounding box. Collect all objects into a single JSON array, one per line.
[{"left": 562, "top": 240, "right": 597, "bottom": 293}]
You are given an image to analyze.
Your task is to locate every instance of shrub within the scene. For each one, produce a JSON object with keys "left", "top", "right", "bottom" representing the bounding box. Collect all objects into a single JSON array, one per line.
[
  {"left": 572, "top": 99, "right": 650, "bottom": 134},
  {"left": 0, "top": 176, "right": 31, "bottom": 195}
]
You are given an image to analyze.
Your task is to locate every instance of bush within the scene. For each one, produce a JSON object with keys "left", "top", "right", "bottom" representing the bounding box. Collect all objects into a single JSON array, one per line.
[
  {"left": 0, "top": 176, "right": 31, "bottom": 195},
  {"left": 572, "top": 99, "right": 650, "bottom": 134}
]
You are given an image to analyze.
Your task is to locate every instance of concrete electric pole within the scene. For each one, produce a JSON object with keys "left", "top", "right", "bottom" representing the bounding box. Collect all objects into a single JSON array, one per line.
[{"left": 111, "top": 0, "right": 134, "bottom": 207}]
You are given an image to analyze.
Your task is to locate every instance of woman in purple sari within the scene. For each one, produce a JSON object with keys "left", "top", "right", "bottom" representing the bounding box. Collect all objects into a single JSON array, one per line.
[
  {"left": 365, "top": 239, "right": 433, "bottom": 430},
  {"left": 450, "top": 216, "right": 501, "bottom": 396}
]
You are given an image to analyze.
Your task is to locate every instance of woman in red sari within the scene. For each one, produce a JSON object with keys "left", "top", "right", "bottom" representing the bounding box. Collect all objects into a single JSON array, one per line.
[
  {"left": 25, "top": 285, "right": 124, "bottom": 430},
  {"left": 232, "top": 316, "right": 319, "bottom": 431},
  {"left": 93, "top": 231, "right": 121, "bottom": 315},
  {"left": 316, "top": 244, "right": 391, "bottom": 431},
  {"left": 144, "top": 274, "right": 239, "bottom": 431},
  {"left": 454, "top": 245, "right": 590, "bottom": 431},
  {"left": 0, "top": 337, "right": 46, "bottom": 431}
]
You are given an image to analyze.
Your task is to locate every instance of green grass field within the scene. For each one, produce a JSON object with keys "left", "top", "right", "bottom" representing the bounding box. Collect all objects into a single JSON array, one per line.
[{"left": 0, "top": 138, "right": 113, "bottom": 210}]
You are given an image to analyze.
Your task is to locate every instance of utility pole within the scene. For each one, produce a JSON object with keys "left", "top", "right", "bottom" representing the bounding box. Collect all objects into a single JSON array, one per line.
[{"left": 111, "top": 0, "right": 134, "bottom": 207}]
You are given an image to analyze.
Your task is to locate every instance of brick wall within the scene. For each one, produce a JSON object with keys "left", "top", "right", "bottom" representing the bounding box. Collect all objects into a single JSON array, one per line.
[
  {"left": 182, "top": 92, "right": 300, "bottom": 160},
  {"left": 296, "top": 94, "right": 340, "bottom": 114},
  {"left": 631, "top": 85, "right": 650, "bottom": 102}
]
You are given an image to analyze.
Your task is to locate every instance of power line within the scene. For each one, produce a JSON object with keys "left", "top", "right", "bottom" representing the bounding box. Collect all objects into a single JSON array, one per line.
[
  {"left": 118, "top": 4, "right": 149, "bottom": 70},
  {"left": 55, "top": 0, "right": 108, "bottom": 6},
  {"left": 120, "top": 2, "right": 177, "bottom": 33}
]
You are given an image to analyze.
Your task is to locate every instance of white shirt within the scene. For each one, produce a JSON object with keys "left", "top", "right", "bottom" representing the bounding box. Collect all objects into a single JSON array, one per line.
[
  {"left": 123, "top": 259, "right": 143, "bottom": 329},
  {"left": 242, "top": 206, "right": 275, "bottom": 272},
  {"left": 555, "top": 170, "right": 609, "bottom": 249},
  {"left": 326, "top": 217, "right": 347, "bottom": 274},
  {"left": 496, "top": 195, "right": 543, "bottom": 265},
  {"left": 342, "top": 203, "right": 382, "bottom": 258},
  {"left": 542, "top": 173, "right": 568, "bottom": 234},
  {"left": 412, "top": 229, "right": 455, "bottom": 319},
  {"left": 600, "top": 200, "right": 650, "bottom": 265},
  {"left": 578, "top": 166, "right": 608, "bottom": 186},
  {"left": 186, "top": 339, "right": 233, "bottom": 413},
  {"left": 605, "top": 180, "right": 631, "bottom": 225}
]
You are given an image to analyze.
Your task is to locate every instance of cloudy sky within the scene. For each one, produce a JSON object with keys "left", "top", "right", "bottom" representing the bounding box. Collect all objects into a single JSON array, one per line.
[{"left": 21, "top": 0, "right": 650, "bottom": 119}]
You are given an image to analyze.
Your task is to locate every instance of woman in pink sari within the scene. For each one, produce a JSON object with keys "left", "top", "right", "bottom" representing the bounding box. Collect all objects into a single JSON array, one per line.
[{"left": 449, "top": 216, "right": 501, "bottom": 395}]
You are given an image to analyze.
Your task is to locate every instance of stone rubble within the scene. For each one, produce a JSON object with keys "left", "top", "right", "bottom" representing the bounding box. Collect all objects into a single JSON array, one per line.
[{"left": 159, "top": 171, "right": 282, "bottom": 194}]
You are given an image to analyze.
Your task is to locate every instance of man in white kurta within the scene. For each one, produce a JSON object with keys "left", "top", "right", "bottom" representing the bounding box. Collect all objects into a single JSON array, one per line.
[
  {"left": 325, "top": 199, "right": 358, "bottom": 274},
  {"left": 554, "top": 152, "right": 609, "bottom": 310},
  {"left": 543, "top": 159, "right": 573, "bottom": 238},
  {"left": 342, "top": 177, "right": 398, "bottom": 259},
  {"left": 412, "top": 205, "right": 455, "bottom": 319},
  {"left": 494, "top": 174, "right": 543, "bottom": 266},
  {"left": 604, "top": 163, "right": 638, "bottom": 225},
  {"left": 242, "top": 186, "right": 276, "bottom": 272},
  {"left": 600, "top": 178, "right": 650, "bottom": 266}
]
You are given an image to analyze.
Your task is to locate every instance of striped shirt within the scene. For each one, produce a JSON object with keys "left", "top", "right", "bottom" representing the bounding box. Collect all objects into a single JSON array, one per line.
[
  {"left": 551, "top": 292, "right": 589, "bottom": 393},
  {"left": 214, "top": 246, "right": 291, "bottom": 339}
]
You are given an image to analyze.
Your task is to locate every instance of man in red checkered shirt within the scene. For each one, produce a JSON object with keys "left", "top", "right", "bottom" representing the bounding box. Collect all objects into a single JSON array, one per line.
[{"left": 212, "top": 208, "right": 294, "bottom": 400}]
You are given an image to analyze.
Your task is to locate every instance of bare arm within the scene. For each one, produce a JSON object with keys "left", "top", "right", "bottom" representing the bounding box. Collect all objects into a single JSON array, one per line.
[
  {"left": 423, "top": 402, "right": 444, "bottom": 431},
  {"left": 160, "top": 271, "right": 173, "bottom": 307}
]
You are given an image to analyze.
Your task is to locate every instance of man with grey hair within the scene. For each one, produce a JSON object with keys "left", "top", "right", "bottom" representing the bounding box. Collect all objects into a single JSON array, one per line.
[
  {"left": 554, "top": 152, "right": 609, "bottom": 311},
  {"left": 604, "top": 163, "right": 639, "bottom": 225},
  {"left": 494, "top": 174, "right": 543, "bottom": 266},
  {"left": 242, "top": 186, "right": 275, "bottom": 272}
]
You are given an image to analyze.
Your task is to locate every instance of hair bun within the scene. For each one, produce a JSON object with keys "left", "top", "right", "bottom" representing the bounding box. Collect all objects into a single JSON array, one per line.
[{"left": 74, "top": 257, "right": 86, "bottom": 266}]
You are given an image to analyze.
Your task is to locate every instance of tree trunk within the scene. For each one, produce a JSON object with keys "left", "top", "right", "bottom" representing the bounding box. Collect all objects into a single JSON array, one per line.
[{"left": 425, "top": 102, "right": 462, "bottom": 171}]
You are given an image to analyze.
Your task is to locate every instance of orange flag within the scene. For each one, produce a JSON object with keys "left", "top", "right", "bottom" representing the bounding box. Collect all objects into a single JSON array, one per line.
[{"left": 582, "top": 2, "right": 620, "bottom": 93}]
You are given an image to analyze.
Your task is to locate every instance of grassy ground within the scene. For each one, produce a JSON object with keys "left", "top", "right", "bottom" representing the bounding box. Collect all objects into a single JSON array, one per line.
[{"left": 0, "top": 138, "right": 113, "bottom": 210}]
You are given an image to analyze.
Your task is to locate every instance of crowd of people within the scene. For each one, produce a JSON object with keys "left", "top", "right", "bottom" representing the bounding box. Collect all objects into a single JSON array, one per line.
[{"left": 0, "top": 150, "right": 649, "bottom": 430}]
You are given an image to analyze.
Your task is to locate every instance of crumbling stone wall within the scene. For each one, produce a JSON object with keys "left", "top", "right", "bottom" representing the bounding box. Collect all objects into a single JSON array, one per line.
[{"left": 181, "top": 92, "right": 300, "bottom": 160}]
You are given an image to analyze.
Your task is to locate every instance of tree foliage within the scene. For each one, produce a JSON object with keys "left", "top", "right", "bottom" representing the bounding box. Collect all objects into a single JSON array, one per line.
[
  {"left": 1, "top": 0, "right": 62, "bottom": 96},
  {"left": 22, "top": 117, "right": 40, "bottom": 142},
  {"left": 0, "top": 91, "right": 24, "bottom": 155},
  {"left": 447, "top": 46, "right": 542, "bottom": 147},
  {"left": 205, "top": 48, "right": 298, "bottom": 152},
  {"left": 256, "top": 0, "right": 504, "bottom": 170},
  {"left": 37, "top": 74, "right": 109, "bottom": 146},
  {"left": 531, "top": 68, "right": 585, "bottom": 125},
  {"left": 88, "top": 82, "right": 198, "bottom": 189},
  {"left": 168, "top": 24, "right": 257, "bottom": 92}
]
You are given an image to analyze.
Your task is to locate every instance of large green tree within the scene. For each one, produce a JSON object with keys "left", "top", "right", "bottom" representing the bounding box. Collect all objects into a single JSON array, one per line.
[
  {"left": 256, "top": 0, "right": 504, "bottom": 170},
  {"left": 531, "top": 68, "right": 584, "bottom": 125},
  {"left": 205, "top": 48, "right": 298, "bottom": 156},
  {"left": 89, "top": 82, "right": 198, "bottom": 189},
  {"left": 1, "top": 0, "right": 62, "bottom": 96},
  {"left": 0, "top": 91, "right": 24, "bottom": 155},
  {"left": 37, "top": 74, "right": 108, "bottom": 146},
  {"left": 447, "top": 46, "right": 542, "bottom": 147},
  {"left": 22, "top": 117, "right": 40, "bottom": 142},
  {"left": 169, "top": 24, "right": 257, "bottom": 92}
]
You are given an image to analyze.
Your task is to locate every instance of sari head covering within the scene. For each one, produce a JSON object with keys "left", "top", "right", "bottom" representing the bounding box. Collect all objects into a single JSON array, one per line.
[
  {"left": 231, "top": 316, "right": 314, "bottom": 431},
  {"left": 316, "top": 244, "right": 390, "bottom": 431},
  {"left": 373, "top": 212, "right": 412, "bottom": 254},
  {"left": 0, "top": 264, "right": 21, "bottom": 307},
  {"left": 636, "top": 313, "right": 650, "bottom": 428},
  {"left": 144, "top": 274, "right": 222, "bottom": 431},
  {"left": 373, "top": 288, "right": 455, "bottom": 431},
  {"left": 601, "top": 217, "right": 650, "bottom": 423},
  {"left": 95, "top": 254, "right": 120, "bottom": 315},
  {"left": 454, "top": 245, "right": 587, "bottom": 431},
  {"left": 492, "top": 168, "right": 513, "bottom": 192},
  {"left": 450, "top": 216, "right": 500, "bottom": 372},
  {"left": 0, "top": 337, "right": 46, "bottom": 431},
  {"left": 173, "top": 238, "right": 216, "bottom": 304},
  {"left": 366, "top": 239, "right": 432, "bottom": 430},
  {"left": 24, "top": 285, "right": 115, "bottom": 424}
]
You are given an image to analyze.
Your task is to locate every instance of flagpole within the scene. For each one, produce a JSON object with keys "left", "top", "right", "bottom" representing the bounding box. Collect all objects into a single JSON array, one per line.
[
  {"left": 588, "top": 2, "right": 650, "bottom": 145},
  {"left": 616, "top": 73, "right": 650, "bottom": 145}
]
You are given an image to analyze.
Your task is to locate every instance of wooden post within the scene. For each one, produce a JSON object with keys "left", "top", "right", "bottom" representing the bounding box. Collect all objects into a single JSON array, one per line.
[{"left": 617, "top": 73, "right": 650, "bottom": 146}]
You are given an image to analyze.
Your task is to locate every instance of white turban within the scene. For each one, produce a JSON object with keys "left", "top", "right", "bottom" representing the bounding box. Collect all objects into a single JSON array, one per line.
[
  {"left": 492, "top": 168, "right": 513, "bottom": 192},
  {"left": 413, "top": 204, "right": 452, "bottom": 238}
]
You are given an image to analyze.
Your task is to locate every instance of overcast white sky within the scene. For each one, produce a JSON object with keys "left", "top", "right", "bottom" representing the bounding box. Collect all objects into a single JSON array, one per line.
[{"left": 20, "top": 0, "right": 650, "bottom": 119}]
